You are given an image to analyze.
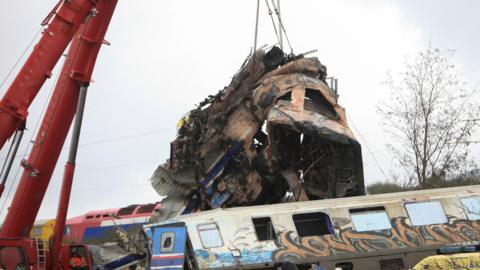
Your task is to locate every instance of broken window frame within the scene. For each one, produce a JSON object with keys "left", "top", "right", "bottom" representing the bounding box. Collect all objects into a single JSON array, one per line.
[
  {"left": 292, "top": 211, "right": 334, "bottom": 237},
  {"left": 251, "top": 216, "right": 276, "bottom": 241},
  {"left": 349, "top": 206, "right": 392, "bottom": 232},
  {"left": 160, "top": 232, "right": 175, "bottom": 253},
  {"left": 303, "top": 88, "right": 338, "bottom": 119},
  {"left": 197, "top": 223, "right": 224, "bottom": 249},
  {"left": 460, "top": 196, "right": 480, "bottom": 220}
]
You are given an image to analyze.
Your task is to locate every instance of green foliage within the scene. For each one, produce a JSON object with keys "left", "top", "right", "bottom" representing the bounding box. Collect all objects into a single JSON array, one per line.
[
  {"left": 367, "top": 170, "right": 480, "bottom": 194},
  {"left": 367, "top": 182, "right": 408, "bottom": 194},
  {"left": 425, "top": 171, "right": 480, "bottom": 189}
]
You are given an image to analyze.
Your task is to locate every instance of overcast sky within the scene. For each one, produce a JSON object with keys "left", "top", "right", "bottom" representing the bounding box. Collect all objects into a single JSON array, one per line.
[{"left": 0, "top": 0, "right": 478, "bottom": 221}]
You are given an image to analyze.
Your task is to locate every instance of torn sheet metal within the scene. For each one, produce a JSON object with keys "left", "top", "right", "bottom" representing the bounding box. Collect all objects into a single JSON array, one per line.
[{"left": 150, "top": 46, "right": 364, "bottom": 214}]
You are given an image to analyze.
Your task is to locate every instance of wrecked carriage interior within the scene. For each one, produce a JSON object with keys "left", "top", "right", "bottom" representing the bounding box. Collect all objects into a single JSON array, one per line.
[{"left": 150, "top": 47, "right": 364, "bottom": 214}]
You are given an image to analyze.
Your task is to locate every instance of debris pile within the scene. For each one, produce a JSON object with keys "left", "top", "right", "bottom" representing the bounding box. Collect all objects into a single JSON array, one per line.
[{"left": 150, "top": 47, "right": 364, "bottom": 214}]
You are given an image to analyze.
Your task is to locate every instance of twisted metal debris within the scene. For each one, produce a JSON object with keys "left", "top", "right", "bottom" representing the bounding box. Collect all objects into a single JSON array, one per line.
[{"left": 150, "top": 47, "right": 364, "bottom": 215}]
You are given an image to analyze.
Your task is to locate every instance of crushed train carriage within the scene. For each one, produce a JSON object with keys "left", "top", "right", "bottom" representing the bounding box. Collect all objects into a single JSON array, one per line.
[
  {"left": 150, "top": 47, "right": 364, "bottom": 216},
  {"left": 144, "top": 185, "right": 480, "bottom": 270}
]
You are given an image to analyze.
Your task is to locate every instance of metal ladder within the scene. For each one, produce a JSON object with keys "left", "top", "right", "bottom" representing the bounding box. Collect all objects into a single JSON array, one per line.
[{"left": 35, "top": 238, "right": 47, "bottom": 270}]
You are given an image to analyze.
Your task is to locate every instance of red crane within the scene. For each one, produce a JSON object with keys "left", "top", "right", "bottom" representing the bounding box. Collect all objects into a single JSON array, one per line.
[{"left": 0, "top": 0, "right": 117, "bottom": 269}]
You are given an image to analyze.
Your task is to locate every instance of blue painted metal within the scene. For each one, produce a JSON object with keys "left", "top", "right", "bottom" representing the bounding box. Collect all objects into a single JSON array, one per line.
[
  {"left": 83, "top": 223, "right": 145, "bottom": 243},
  {"left": 199, "top": 142, "right": 241, "bottom": 189},
  {"left": 150, "top": 226, "right": 187, "bottom": 269},
  {"left": 211, "top": 190, "right": 231, "bottom": 208},
  {"left": 194, "top": 248, "right": 275, "bottom": 268},
  {"left": 104, "top": 254, "right": 145, "bottom": 270}
]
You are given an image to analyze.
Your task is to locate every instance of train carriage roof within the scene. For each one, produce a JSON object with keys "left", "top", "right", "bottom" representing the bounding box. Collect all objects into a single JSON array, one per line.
[{"left": 148, "top": 184, "right": 480, "bottom": 226}]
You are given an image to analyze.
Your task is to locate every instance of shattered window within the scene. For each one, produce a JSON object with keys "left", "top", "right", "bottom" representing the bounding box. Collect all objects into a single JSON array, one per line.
[
  {"left": 349, "top": 206, "right": 391, "bottom": 232},
  {"left": 461, "top": 197, "right": 480, "bottom": 220},
  {"left": 252, "top": 217, "right": 276, "bottom": 241},
  {"left": 292, "top": 212, "right": 333, "bottom": 237},
  {"left": 405, "top": 201, "right": 447, "bottom": 226},
  {"left": 160, "top": 232, "right": 175, "bottom": 253},
  {"left": 303, "top": 89, "right": 337, "bottom": 118},
  {"left": 197, "top": 223, "right": 223, "bottom": 248}
]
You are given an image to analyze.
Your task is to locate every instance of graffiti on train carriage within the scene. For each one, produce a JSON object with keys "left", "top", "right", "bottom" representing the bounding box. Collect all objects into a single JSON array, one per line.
[
  {"left": 188, "top": 217, "right": 480, "bottom": 267},
  {"left": 145, "top": 185, "right": 480, "bottom": 269},
  {"left": 273, "top": 217, "right": 480, "bottom": 261},
  {"left": 188, "top": 218, "right": 480, "bottom": 266}
]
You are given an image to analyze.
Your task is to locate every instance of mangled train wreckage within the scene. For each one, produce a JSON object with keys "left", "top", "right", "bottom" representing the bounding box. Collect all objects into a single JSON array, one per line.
[{"left": 150, "top": 47, "right": 364, "bottom": 214}]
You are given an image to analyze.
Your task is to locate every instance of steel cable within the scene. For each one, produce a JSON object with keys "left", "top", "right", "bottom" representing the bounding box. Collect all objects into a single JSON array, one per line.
[{"left": 0, "top": 27, "right": 43, "bottom": 92}]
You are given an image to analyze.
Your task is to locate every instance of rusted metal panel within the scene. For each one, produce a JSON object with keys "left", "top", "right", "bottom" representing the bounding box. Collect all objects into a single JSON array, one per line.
[{"left": 150, "top": 46, "right": 364, "bottom": 213}]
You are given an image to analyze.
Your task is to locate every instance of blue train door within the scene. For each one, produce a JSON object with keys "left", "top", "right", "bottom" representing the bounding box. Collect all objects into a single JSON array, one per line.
[{"left": 150, "top": 225, "right": 187, "bottom": 270}]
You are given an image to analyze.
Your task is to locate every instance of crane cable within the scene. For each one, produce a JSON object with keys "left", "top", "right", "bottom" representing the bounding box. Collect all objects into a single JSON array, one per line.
[
  {"left": 347, "top": 115, "right": 389, "bottom": 181},
  {"left": 264, "top": 0, "right": 281, "bottom": 46},
  {"left": 0, "top": 57, "right": 62, "bottom": 218},
  {"left": 253, "top": 0, "right": 283, "bottom": 52},
  {"left": 269, "top": 0, "right": 293, "bottom": 54},
  {"left": 253, "top": 0, "right": 260, "bottom": 52},
  {"left": 252, "top": 0, "right": 293, "bottom": 54},
  {"left": 0, "top": 27, "right": 43, "bottom": 92},
  {"left": 1, "top": 21, "right": 94, "bottom": 225},
  {"left": 0, "top": 26, "right": 47, "bottom": 216}
]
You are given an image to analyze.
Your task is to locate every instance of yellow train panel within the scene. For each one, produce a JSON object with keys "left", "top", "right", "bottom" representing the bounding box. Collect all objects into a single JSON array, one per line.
[
  {"left": 29, "top": 219, "right": 55, "bottom": 246},
  {"left": 413, "top": 252, "right": 480, "bottom": 270}
]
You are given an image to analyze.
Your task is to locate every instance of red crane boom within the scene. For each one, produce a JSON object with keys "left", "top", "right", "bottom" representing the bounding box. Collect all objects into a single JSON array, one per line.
[
  {"left": 0, "top": 0, "right": 96, "bottom": 151},
  {"left": 0, "top": 0, "right": 117, "bottom": 269},
  {"left": 0, "top": 0, "right": 117, "bottom": 238}
]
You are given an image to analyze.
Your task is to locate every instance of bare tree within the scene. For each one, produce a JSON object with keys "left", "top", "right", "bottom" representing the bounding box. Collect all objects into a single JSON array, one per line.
[{"left": 378, "top": 47, "right": 479, "bottom": 188}]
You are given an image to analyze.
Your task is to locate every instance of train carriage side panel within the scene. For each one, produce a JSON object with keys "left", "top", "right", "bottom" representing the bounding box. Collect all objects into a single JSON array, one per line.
[{"left": 146, "top": 185, "right": 480, "bottom": 270}]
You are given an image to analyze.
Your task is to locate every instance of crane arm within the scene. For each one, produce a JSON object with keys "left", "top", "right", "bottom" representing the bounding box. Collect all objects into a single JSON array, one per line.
[
  {"left": 0, "top": 0, "right": 97, "bottom": 151},
  {"left": 0, "top": 0, "right": 117, "bottom": 238}
]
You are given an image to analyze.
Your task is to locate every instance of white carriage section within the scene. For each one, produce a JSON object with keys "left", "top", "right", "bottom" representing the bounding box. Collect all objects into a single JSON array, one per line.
[{"left": 176, "top": 184, "right": 480, "bottom": 252}]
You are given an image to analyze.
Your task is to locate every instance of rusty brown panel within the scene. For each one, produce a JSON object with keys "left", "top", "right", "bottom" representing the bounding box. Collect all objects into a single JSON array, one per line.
[{"left": 150, "top": 46, "right": 365, "bottom": 213}]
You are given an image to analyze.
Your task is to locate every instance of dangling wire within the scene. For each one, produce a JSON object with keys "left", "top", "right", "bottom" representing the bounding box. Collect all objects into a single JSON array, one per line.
[
  {"left": 0, "top": 27, "right": 43, "bottom": 92},
  {"left": 264, "top": 0, "right": 281, "bottom": 46},
  {"left": 0, "top": 22, "right": 92, "bottom": 221},
  {"left": 270, "top": 0, "right": 294, "bottom": 54}
]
